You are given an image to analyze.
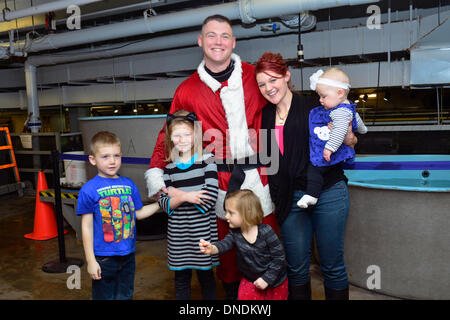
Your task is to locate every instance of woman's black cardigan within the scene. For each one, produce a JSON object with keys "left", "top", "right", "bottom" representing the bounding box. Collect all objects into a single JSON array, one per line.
[{"left": 261, "top": 93, "right": 347, "bottom": 226}]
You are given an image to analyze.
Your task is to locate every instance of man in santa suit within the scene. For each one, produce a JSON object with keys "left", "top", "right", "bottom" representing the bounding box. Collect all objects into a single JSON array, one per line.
[{"left": 145, "top": 14, "right": 277, "bottom": 300}]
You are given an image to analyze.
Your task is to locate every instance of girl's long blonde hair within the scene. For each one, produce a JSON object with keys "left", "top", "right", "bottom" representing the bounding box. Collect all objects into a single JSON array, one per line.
[{"left": 164, "top": 110, "right": 203, "bottom": 162}]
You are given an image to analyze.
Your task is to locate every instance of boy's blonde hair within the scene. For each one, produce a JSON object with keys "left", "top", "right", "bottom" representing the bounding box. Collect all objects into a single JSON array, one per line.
[
  {"left": 225, "top": 189, "right": 263, "bottom": 232},
  {"left": 164, "top": 110, "right": 203, "bottom": 162},
  {"left": 321, "top": 68, "right": 351, "bottom": 95},
  {"left": 89, "top": 131, "right": 121, "bottom": 156}
]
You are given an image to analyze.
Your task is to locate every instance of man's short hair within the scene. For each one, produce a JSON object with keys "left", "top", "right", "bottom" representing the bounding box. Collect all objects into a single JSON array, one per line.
[
  {"left": 202, "top": 14, "right": 232, "bottom": 30},
  {"left": 90, "top": 131, "right": 121, "bottom": 156}
]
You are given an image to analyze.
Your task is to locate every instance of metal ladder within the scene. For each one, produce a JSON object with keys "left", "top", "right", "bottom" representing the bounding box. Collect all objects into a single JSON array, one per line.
[{"left": 0, "top": 127, "right": 23, "bottom": 196}]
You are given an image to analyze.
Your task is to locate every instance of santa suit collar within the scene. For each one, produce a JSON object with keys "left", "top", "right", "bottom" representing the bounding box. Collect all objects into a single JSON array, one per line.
[{"left": 197, "top": 53, "right": 242, "bottom": 93}]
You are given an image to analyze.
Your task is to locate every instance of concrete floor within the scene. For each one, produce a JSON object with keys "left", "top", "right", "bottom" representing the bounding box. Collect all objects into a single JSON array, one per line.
[{"left": 0, "top": 193, "right": 398, "bottom": 300}]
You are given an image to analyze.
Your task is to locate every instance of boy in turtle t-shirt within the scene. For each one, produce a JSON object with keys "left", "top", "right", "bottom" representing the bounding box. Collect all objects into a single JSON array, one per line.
[{"left": 76, "top": 131, "right": 159, "bottom": 300}]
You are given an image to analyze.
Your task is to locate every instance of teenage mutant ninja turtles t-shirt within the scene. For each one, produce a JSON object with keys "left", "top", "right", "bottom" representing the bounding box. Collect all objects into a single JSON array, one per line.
[{"left": 76, "top": 175, "right": 143, "bottom": 256}]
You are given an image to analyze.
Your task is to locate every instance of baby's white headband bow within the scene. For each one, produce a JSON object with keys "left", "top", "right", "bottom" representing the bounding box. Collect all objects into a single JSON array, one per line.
[{"left": 309, "top": 69, "right": 351, "bottom": 91}]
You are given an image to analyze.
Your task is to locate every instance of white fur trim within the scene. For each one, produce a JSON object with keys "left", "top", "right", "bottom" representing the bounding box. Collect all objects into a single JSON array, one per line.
[
  {"left": 215, "top": 169, "right": 274, "bottom": 220},
  {"left": 220, "top": 54, "right": 255, "bottom": 160},
  {"left": 241, "top": 169, "right": 274, "bottom": 216},
  {"left": 197, "top": 54, "right": 254, "bottom": 160},
  {"left": 197, "top": 61, "right": 221, "bottom": 92},
  {"left": 144, "top": 168, "right": 165, "bottom": 198},
  {"left": 199, "top": 152, "right": 214, "bottom": 162},
  {"left": 197, "top": 53, "right": 245, "bottom": 93},
  {"left": 215, "top": 189, "right": 227, "bottom": 220}
]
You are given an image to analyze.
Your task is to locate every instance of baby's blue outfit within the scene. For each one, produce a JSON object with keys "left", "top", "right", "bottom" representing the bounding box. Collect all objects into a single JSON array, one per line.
[{"left": 309, "top": 102, "right": 359, "bottom": 167}]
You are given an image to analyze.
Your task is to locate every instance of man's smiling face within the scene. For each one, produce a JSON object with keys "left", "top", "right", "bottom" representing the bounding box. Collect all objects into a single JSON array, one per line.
[{"left": 198, "top": 20, "right": 236, "bottom": 73}]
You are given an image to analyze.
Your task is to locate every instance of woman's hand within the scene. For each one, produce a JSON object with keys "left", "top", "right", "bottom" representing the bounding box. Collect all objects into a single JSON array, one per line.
[
  {"left": 329, "top": 121, "right": 358, "bottom": 148},
  {"left": 343, "top": 123, "right": 357, "bottom": 148},
  {"left": 323, "top": 148, "right": 332, "bottom": 162},
  {"left": 344, "top": 134, "right": 358, "bottom": 148}
]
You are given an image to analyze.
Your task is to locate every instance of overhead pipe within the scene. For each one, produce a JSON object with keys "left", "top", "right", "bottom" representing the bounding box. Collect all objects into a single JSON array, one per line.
[
  {"left": 27, "top": 15, "right": 316, "bottom": 67},
  {"left": 280, "top": 13, "right": 316, "bottom": 30},
  {"left": 0, "top": 1, "right": 184, "bottom": 42},
  {"left": 17, "top": 2, "right": 239, "bottom": 52},
  {"left": 0, "top": 0, "right": 103, "bottom": 22},
  {"left": 78, "top": 0, "right": 191, "bottom": 21},
  {"left": 20, "top": 0, "right": 378, "bottom": 138},
  {"left": 15, "top": 0, "right": 379, "bottom": 53},
  {"left": 236, "top": 0, "right": 378, "bottom": 23}
]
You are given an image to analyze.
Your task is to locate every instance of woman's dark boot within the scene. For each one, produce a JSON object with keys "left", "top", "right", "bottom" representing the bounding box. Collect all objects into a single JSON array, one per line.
[
  {"left": 324, "top": 285, "right": 349, "bottom": 300},
  {"left": 288, "top": 281, "right": 311, "bottom": 300}
]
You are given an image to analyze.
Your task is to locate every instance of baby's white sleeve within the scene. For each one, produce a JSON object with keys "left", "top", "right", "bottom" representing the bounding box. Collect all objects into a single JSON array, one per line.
[
  {"left": 326, "top": 108, "right": 353, "bottom": 152},
  {"left": 355, "top": 112, "right": 368, "bottom": 134}
]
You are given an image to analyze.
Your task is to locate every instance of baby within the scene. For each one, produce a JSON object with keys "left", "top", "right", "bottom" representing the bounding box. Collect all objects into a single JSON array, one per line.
[{"left": 297, "top": 68, "right": 368, "bottom": 208}]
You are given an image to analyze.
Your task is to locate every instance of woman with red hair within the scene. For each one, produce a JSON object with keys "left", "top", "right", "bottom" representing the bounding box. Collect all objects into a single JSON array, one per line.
[{"left": 255, "top": 52, "right": 355, "bottom": 300}]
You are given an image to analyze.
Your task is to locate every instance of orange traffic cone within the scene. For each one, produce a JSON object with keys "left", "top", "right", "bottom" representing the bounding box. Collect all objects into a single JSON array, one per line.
[{"left": 25, "top": 171, "right": 61, "bottom": 240}]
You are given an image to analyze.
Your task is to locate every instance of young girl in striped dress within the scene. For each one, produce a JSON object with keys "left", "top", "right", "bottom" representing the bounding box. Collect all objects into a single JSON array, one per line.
[{"left": 158, "top": 110, "right": 219, "bottom": 300}]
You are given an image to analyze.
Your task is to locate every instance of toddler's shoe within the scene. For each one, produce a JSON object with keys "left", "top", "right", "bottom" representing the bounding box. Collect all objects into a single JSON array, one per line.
[{"left": 297, "top": 195, "right": 318, "bottom": 209}]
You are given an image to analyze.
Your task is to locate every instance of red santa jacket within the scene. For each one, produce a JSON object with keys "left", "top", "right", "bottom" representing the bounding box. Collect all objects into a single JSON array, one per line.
[{"left": 145, "top": 54, "right": 273, "bottom": 219}]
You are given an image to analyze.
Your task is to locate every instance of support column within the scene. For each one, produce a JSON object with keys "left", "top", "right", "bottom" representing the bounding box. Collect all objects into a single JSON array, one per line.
[{"left": 25, "top": 62, "right": 42, "bottom": 185}]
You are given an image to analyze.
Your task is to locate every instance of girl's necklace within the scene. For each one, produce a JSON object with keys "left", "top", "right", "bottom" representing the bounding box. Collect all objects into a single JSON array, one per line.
[{"left": 276, "top": 107, "right": 288, "bottom": 124}]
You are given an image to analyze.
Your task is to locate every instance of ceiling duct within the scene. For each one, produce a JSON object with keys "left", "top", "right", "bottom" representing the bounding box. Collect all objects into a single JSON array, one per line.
[
  {"left": 19, "top": 0, "right": 379, "bottom": 132},
  {"left": 0, "top": 0, "right": 102, "bottom": 22},
  {"left": 410, "top": 17, "right": 450, "bottom": 87},
  {"left": 27, "top": 16, "right": 316, "bottom": 67},
  {"left": 11, "top": 0, "right": 378, "bottom": 54}
]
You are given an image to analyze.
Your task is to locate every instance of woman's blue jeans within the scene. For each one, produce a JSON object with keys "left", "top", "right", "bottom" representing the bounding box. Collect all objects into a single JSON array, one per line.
[
  {"left": 92, "top": 253, "right": 135, "bottom": 300},
  {"left": 281, "top": 180, "right": 349, "bottom": 290}
]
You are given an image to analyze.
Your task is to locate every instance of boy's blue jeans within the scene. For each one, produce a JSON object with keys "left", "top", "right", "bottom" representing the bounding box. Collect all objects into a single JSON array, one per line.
[
  {"left": 281, "top": 180, "right": 349, "bottom": 290},
  {"left": 92, "top": 252, "right": 135, "bottom": 300}
]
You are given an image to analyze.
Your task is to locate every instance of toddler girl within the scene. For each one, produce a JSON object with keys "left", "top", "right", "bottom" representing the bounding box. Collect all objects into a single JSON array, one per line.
[{"left": 199, "top": 189, "right": 288, "bottom": 300}]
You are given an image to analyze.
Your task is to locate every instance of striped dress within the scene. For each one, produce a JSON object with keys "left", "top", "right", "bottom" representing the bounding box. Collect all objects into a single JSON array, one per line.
[{"left": 158, "top": 153, "right": 220, "bottom": 270}]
